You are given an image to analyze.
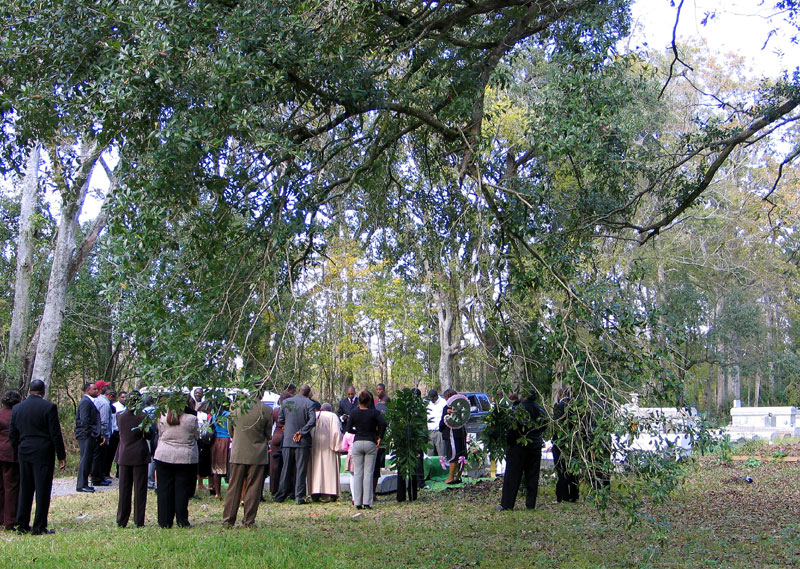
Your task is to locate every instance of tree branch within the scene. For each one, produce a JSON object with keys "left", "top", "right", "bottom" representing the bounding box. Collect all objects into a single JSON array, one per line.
[{"left": 659, "top": 0, "right": 694, "bottom": 100}]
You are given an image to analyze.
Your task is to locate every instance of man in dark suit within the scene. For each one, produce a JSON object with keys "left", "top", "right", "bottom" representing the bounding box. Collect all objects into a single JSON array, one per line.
[
  {"left": 75, "top": 382, "right": 102, "bottom": 492},
  {"left": 336, "top": 386, "right": 357, "bottom": 432},
  {"left": 115, "top": 392, "right": 152, "bottom": 528},
  {"left": 8, "top": 379, "right": 66, "bottom": 534},
  {"left": 497, "top": 387, "right": 547, "bottom": 511},
  {"left": 274, "top": 384, "right": 316, "bottom": 504}
]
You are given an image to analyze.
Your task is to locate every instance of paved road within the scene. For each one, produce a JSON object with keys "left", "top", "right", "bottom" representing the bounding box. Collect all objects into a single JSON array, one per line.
[{"left": 51, "top": 475, "right": 120, "bottom": 498}]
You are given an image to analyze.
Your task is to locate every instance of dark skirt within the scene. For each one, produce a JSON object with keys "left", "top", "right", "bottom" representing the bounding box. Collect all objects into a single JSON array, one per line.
[
  {"left": 269, "top": 426, "right": 284, "bottom": 495},
  {"left": 197, "top": 439, "right": 212, "bottom": 478},
  {"left": 373, "top": 447, "right": 386, "bottom": 478},
  {"left": 447, "top": 427, "right": 467, "bottom": 464}
]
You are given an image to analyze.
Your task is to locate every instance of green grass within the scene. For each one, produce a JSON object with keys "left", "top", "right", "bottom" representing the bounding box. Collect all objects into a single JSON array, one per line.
[{"left": 1, "top": 452, "right": 798, "bottom": 569}]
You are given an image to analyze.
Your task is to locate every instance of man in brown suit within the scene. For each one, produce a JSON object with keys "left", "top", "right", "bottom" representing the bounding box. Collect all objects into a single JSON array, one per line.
[
  {"left": 115, "top": 393, "right": 152, "bottom": 528},
  {"left": 222, "top": 395, "right": 273, "bottom": 527}
]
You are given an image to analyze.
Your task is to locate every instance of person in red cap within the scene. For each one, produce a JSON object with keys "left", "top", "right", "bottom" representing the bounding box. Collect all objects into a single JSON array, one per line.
[{"left": 91, "top": 381, "right": 113, "bottom": 486}]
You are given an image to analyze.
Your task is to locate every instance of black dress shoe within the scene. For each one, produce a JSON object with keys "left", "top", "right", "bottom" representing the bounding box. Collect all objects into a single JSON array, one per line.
[
  {"left": 295, "top": 497, "right": 310, "bottom": 505},
  {"left": 77, "top": 486, "right": 96, "bottom": 493},
  {"left": 31, "top": 528, "right": 55, "bottom": 535},
  {"left": 92, "top": 479, "right": 112, "bottom": 486}
]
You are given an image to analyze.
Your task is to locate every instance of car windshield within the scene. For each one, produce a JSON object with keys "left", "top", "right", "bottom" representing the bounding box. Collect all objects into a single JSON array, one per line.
[{"left": 467, "top": 394, "right": 491, "bottom": 412}]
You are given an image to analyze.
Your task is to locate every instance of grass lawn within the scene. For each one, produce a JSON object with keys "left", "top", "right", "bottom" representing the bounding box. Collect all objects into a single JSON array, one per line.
[{"left": 0, "top": 442, "right": 797, "bottom": 569}]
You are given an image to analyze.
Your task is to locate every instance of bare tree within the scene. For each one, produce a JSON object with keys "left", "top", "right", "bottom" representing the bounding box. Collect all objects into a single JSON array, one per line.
[{"left": 4, "top": 143, "right": 40, "bottom": 391}]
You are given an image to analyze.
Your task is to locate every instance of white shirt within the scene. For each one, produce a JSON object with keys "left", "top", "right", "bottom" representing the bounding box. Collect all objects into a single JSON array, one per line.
[
  {"left": 112, "top": 401, "right": 126, "bottom": 433},
  {"left": 426, "top": 398, "right": 447, "bottom": 430}
]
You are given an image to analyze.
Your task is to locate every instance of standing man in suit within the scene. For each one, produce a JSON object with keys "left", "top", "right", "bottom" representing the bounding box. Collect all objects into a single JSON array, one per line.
[
  {"left": 497, "top": 387, "right": 547, "bottom": 511},
  {"left": 274, "top": 384, "right": 316, "bottom": 505},
  {"left": 222, "top": 394, "right": 273, "bottom": 527},
  {"left": 115, "top": 392, "right": 152, "bottom": 528},
  {"left": 8, "top": 379, "right": 66, "bottom": 534},
  {"left": 75, "top": 382, "right": 102, "bottom": 492},
  {"left": 337, "top": 386, "right": 358, "bottom": 432}
]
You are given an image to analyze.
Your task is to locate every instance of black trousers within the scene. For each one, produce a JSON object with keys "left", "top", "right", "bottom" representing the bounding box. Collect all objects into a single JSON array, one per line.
[
  {"left": 15, "top": 458, "right": 54, "bottom": 532},
  {"left": 155, "top": 461, "right": 196, "bottom": 528},
  {"left": 552, "top": 444, "right": 579, "bottom": 502},
  {"left": 91, "top": 437, "right": 105, "bottom": 482},
  {"left": 76, "top": 436, "right": 97, "bottom": 489},
  {"left": 396, "top": 453, "right": 424, "bottom": 502},
  {"left": 500, "top": 443, "right": 542, "bottom": 510},
  {"left": 117, "top": 463, "right": 148, "bottom": 527},
  {"left": 103, "top": 432, "right": 120, "bottom": 477},
  {"left": 275, "top": 446, "right": 309, "bottom": 502}
]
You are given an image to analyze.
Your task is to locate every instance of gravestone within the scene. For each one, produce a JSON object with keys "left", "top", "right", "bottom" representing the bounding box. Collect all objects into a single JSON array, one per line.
[{"left": 726, "top": 401, "right": 799, "bottom": 441}]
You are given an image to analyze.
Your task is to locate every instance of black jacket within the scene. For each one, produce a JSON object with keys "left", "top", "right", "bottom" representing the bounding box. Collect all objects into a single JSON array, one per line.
[
  {"left": 337, "top": 397, "right": 358, "bottom": 420},
  {"left": 116, "top": 410, "right": 152, "bottom": 466},
  {"left": 9, "top": 394, "right": 66, "bottom": 464},
  {"left": 75, "top": 395, "right": 101, "bottom": 440},
  {"left": 507, "top": 399, "right": 546, "bottom": 448}
]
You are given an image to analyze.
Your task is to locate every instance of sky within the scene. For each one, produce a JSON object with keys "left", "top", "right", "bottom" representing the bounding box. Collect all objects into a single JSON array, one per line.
[{"left": 630, "top": 0, "right": 800, "bottom": 78}]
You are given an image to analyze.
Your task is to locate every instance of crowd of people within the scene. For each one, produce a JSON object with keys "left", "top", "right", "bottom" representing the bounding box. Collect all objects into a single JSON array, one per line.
[{"left": 0, "top": 379, "right": 577, "bottom": 533}]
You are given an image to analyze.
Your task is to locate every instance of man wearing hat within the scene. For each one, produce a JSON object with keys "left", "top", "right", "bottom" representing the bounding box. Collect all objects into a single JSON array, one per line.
[{"left": 91, "top": 381, "right": 113, "bottom": 486}]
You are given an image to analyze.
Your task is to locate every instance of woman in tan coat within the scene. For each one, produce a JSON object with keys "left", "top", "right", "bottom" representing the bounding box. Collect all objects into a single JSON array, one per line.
[{"left": 153, "top": 397, "right": 198, "bottom": 528}]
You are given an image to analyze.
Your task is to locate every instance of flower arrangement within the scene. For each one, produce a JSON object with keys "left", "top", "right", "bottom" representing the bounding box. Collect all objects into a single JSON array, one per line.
[{"left": 465, "top": 435, "right": 487, "bottom": 471}]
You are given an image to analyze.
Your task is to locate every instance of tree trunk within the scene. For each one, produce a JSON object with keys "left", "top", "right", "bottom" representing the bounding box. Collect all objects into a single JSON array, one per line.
[
  {"left": 766, "top": 303, "right": 776, "bottom": 403},
  {"left": 656, "top": 262, "right": 667, "bottom": 348},
  {"left": 377, "top": 321, "right": 388, "bottom": 386},
  {"left": 30, "top": 141, "right": 101, "bottom": 389},
  {"left": 435, "top": 287, "right": 463, "bottom": 392},
  {"left": 716, "top": 365, "right": 726, "bottom": 415},
  {"left": 753, "top": 369, "right": 761, "bottom": 407},
  {"left": 5, "top": 144, "right": 40, "bottom": 391},
  {"left": 712, "top": 294, "right": 725, "bottom": 415},
  {"left": 704, "top": 362, "right": 715, "bottom": 412},
  {"left": 727, "top": 363, "right": 741, "bottom": 405}
]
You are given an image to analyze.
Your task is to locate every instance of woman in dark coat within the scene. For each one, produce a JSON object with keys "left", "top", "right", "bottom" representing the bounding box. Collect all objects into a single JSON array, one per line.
[
  {"left": 115, "top": 392, "right": 153, "bottom": 527},
  {"left": 439, "top": 389, "right": 467, "bottom": 484},
  {"left": 0, "top": 391, "right": 22, "bottom": 530}
]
